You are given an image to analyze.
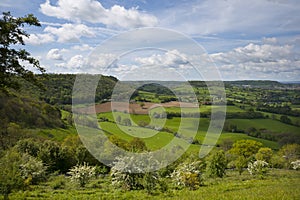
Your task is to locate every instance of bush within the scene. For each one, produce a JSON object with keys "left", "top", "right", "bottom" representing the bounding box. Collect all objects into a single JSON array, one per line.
[
  {"left": 49, "top": 175, "right": 66, "bottom": 190},
  {"left": 170, "top": 160, "right": 204, "bottom": 190},
  {"left": 15, "top": 138, "right": 40, "bottom": 157},
  {"left": 206, "top": 150, "right": 227, "bottom": 178},
  {"left": 111, "top": 156, "right": 160, "bottom": 191},
  {"left": 278, "top": 144, "right": 300, "bottom": 169},
  {"left": 19, "top": 154, "right": 47, "bottom": 185},
  {"left": 67, "top": 162, "right": 96, "bottom": 187},
  {"left": 291, "top": 160, "right": 300, "bottom": 170},
  {"left": 38, "top": 140, "right": 74, "bottom": 173},
  {"left": 255, "top": 147, "right": 273, "bottom": 163},
  {"left": 0, "top": 150, "right": 24, "bottom": 200},
  {"left": 143, "top": 172, "right": 159, "bottom": 194},
  {"left": 247, "top": 160, "right": 269, "bottom": 178}
]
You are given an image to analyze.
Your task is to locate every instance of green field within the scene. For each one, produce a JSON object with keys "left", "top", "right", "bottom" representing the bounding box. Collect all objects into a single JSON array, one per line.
[
  {"left": 227, "top": 119, "right": 300, "bottom": 134},
  {"left": 97, "top": 110, "right": 282, "bottom": 151}
]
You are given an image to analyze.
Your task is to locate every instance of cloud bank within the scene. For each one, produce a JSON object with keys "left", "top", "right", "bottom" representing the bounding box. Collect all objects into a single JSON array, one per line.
[{"left": 40, "top": 0, "right": 158, "bottom": 29}]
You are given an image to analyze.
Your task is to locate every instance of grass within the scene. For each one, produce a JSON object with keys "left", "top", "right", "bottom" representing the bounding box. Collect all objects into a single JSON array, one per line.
[
  {"left": 164, "top": 105, "right": 244, "bottom": 114},
  {"left": 6, "top": 170, "right": 300, "bottom": 200},
  {"left": 98, "top": 114, "right": 280, "bottom": 152},
  {"left": 28, "top": 127, "right": 76, "bottom": 142},
  {"left": 227, "top": 119, "right": 300, "bottom": 134}
]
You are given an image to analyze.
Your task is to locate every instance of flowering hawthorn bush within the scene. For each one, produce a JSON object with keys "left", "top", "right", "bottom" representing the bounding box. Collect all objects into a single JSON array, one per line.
[
  {"left": 247, "top": 160, "right": 269, "bottom": 178},
  {"left": 291, "top": 160, "right": 300, "bottom": 170},
  {"left": 67, "top": 162, "right": 96, "bottom": 187},
  {"left": 111, "top": 156, "right": 159, "bottom": 191},
  {"left": 170, "top": 160, "right": 203, "bottom": 190},
  {"left": 19, "top": 153, "right": 47, "bottom": 185}
]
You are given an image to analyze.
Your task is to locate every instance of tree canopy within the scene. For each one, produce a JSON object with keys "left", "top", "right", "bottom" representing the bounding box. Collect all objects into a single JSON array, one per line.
[{"left": 0, "top": 12, "right": 44, "bottom": 91}]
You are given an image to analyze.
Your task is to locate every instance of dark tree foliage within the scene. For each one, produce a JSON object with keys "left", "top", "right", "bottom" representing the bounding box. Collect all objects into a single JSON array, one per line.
[{"left": 0, "top": 12, "right": 44, "bottom": 91}]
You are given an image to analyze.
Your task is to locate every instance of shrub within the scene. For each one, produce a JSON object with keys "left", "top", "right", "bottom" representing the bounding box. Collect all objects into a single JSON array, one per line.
[
  {"left": 291, "top": 160, "right": 300, "bottom": 170},
  {"left": 49, "top": 175, "right": 66, "bottom": 190},
  {"left": 255, "top": 147, "right": 273, "bottom": 163},
  {"left": 129, "top": 137, "right": 147, "bottom": 153},
  {"left": 229, "top": 140, "right": 263, "bottom": 174},
  {"left": 111, "top": 156, "right": 160, "bottom": 191},
  {"left": 19, "top": 154, "right": 47, "bottom": 185},
  {"left": 67, "top": 162, "right": 96, "bottom": 187},
  {"left": 0, "top": 150, "right": 24, "bottom": 200},
  {"left": 38, "top": 140, "right": 74, "bottom": 173},
  {"left": 278, "top": 144, "right": 300, "bottom": 169},
  {"left": 206, "top": 150, "right": 227, "bottom": 178},
  {"left": 15, "top": 138, "right": 40, "bottom": 157},
  {"left": 170, "top": 160, "right": 204, "bottom": 190},
  {"left": 247, "top": 160, "right": 269, "bottom": 178},
  {"left": 143, "top": 172, "right": 159, "bottom": 194}
]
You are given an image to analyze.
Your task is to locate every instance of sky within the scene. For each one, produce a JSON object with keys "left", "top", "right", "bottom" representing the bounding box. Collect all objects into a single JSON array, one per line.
[{"left": 1, "top": 0, "right": 300, "bottom": 81}]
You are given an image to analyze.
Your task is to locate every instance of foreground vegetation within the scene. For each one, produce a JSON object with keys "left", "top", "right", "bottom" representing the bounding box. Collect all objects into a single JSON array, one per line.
[{"left": 3, "top": 169, "right": 300, "bottom": 200}]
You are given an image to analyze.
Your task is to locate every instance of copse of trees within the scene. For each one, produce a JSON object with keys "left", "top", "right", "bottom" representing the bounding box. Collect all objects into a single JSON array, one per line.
[{"left": 257, "top": 104, "right": 300, "bottom": 117}]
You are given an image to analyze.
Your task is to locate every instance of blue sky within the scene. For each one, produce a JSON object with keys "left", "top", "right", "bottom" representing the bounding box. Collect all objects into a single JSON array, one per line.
[{"left": 1, "top": 0, "right": 300, "bottom": 81}]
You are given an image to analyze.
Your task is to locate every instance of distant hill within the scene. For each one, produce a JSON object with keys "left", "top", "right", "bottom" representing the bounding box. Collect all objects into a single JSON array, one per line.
[{"left": 226, "top": 80, "right": 285, "bottom": 88}]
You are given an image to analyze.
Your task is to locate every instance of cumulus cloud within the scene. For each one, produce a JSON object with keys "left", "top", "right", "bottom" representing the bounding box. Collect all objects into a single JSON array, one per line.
[
  {"left": 103, "top": 50, "right": 198, "bottom": 80},
  {"left": 67, "top": 55, "right": 85, "bottom": 69},
  {"left": 212, "top": 43, "right": 294, "bottom": 64},
  {"left": 40, "top": 0, "right": 157, "bottom": 29},
  {"left": 23, "top": 33, "right": 55, "bottom": 45},
  {"left": 211, "top": 41, "right": 300, "bottom": 80},
  {"left": 46, "top": 48, "right": 64, "bottom": 60},
  {"left": 135, "top": 49, "right": 189, "bottom": 67},
  {"left": 71, "top": 44, "right": 94, "bottom": 51},
  {"left": 86, "top": 53, "right": 117, "bottom": 68},
  {"left": 53, "top": 52, "right": 118, "bottom": 74},
  {"left": 44, "top": 23, "right": 95, "bottom": 43},
  {"left": 54, "top": 55, "right": 85, "bottom": 69}
]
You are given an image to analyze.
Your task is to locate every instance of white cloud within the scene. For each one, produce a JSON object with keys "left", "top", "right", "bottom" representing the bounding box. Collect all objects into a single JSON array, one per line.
[
  {"left": 87, "top": 53, "right": 118, "bottom": 70},
  {"left": 44, "top": 23, "right": 95, "bottom": 43},
  {"left": 46, "top": 48, "right": 64, "bottom": 60},
  {"left": 40, "top": 0, "right": 157, "bottom": 29},
  {"left": 212, "top": 43, "right": 294, "bottom": 64},
  {"left": 135, "top": 49, "right": 189, "bottom": 67},
  {"left": 24, "top": 33, "right": 55, "bottom": 45},
  {"left": 104, "top": 50, "right": 198, "bottom": 80},
  {"left": 54, "top": 55, "right": 85, "bottom": 70},
  {"left": 66, "top": 55, "right": 85, "bottom": 69},
  {"left": 72, "top": 44, "right": 94, "bottom": 51},
  {"left": 211, "top": 41, "right": 300, "bottom": 80}
]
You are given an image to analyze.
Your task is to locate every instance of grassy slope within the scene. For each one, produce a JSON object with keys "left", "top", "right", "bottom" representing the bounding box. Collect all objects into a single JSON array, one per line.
[{"left": 7, "top": 170, "right": 300, "bottom": 200}]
